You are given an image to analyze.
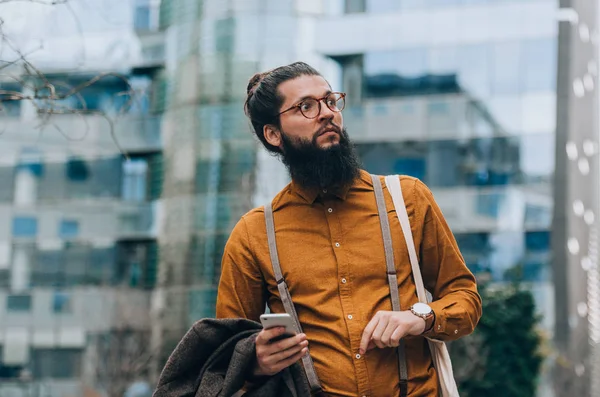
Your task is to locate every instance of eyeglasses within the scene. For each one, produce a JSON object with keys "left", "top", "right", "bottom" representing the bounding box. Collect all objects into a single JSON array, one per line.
[{"left": 277, "top": 92, "right": 346, "bottom": 119}]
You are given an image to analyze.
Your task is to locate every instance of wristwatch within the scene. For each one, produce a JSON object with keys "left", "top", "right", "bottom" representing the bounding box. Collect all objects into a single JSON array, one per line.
[{"left": 410, "top": 302, "right": 435, "bottom": 332}]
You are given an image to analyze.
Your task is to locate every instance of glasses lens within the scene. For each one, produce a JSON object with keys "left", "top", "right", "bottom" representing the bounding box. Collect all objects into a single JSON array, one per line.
[
  {"left": 300, "top": 98, "right": 320, "bottom": 118},
  {"left": 326, "top": 93, "right": 345, "bottom": 113}
]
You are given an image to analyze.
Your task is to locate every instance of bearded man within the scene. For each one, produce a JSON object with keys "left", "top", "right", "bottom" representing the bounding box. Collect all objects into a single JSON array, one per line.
[{"left": 216, "top": 62, "right": 482, "bottom": 397}]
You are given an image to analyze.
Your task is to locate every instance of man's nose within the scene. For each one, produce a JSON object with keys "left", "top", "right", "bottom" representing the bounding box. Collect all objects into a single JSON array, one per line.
[{"left": 318, "top": 100, "right": 335, "bottom": 122}]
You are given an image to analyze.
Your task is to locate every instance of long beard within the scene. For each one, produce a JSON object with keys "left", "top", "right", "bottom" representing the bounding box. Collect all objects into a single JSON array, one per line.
[{"left": 279, "top": 127, "right": 361, "bottom": 191}]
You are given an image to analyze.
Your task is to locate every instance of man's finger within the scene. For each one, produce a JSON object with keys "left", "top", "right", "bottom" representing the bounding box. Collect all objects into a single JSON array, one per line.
[
  {"left": 256, "top": 327, "right": 286, "bottom": 345},
  {"left": 380, "top": 322, "right": 397, "bottom": 347},
  {"left": 273, "top": 347, "right": 309, "bottom": 372},
  {"left": 268, "top": 340, "right": 308, "bottom": 365},
  {"left": 367, "top": 340, "right": 376, "bottom": 351},
  {"left": 267, "top": 333, "right": 306, "bottom": 355},
  {"left": 390, "top": 326, "right": 406, "bottom": 347},
  {"left": 371, "top": 318, "right": 389, "bottom": 349},
  {"left": 360, "top": 316, "right": 380, "bottom": 354}
]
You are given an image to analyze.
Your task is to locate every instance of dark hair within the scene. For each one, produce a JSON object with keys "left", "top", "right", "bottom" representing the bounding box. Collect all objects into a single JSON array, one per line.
[{"left": 244, "top": 62, "right": 322, "bottom": 153}]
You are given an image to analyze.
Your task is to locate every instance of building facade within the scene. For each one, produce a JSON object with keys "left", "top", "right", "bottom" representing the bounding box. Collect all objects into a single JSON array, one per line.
[{"left": 0, "top": 0, "right": 164, "bottom": 396}]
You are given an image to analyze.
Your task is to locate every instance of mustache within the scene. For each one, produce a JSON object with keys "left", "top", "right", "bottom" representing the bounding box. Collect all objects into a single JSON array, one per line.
[{"left": 316, "top": 122, "right": 342, "bottom": 137}]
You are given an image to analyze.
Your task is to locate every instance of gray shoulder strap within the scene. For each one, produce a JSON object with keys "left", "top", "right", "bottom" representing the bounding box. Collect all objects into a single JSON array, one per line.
[
  {"left": 371, "top": 174, "right": 409, "bottom": 397},
  {"left": 264, "top": 202, "right": 323, "bottom": 393}
]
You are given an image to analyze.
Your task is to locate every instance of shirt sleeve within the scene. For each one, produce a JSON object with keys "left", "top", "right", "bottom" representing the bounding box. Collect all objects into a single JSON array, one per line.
[
  {"left": 216, "top": 216, "right": 267, "bottom": 322},
  {"left": 413, "top": 179, "right": 483, "bottom": 341}
]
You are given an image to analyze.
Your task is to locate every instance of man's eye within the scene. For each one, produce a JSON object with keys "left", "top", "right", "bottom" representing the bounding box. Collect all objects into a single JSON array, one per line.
[{"left": 300, "top": 102, "right": 313, "bottom": 111}]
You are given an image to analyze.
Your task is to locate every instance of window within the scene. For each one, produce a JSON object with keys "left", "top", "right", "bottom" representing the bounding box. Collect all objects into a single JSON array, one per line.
[
  {"left": 66, "top": 158, "right": 89, "bottom": 181},
  {"left": 521, "top": 39, "right": 557, "bottom": 92},
  {"left": 491, "top": 41, "right": 521, "bottom": 95},
  {"left": 393, "top": 158, "right": 426, "bottom": 180},
  {"left": 134, "top": 0, "right": 151, "bottom": 30},
  {"left": 429, "top": 47, "right": 458, "bottom": 76},
  {"left": 363, "top": 50, "right": 459, "bottom": 98},
  {"left": 52, "top": 291, "right": 72, "bottom": 314},
  {"left": 0, "top": 167, "right": 14, "bottom": 202},
  {"left": 215, "top": 17, "right": 235, "bottom": 54},
  {"left": 0, "top": 346, "right": 24, "bottom": 379},
  {"left": 0, "top": 83, "right": 21, "bottom": 117},
  {"left": 337, "top": 55, "right": 364, "bottom": 106},
  {"left": 345, "top": 0, "right": 366, "bottom": 13},
  {"left": 64, "top": 243, "right": 89, "bottom": 287},
  {"left": 122, "top": 158, "right": 148, "bottom": 202},
  {"left": 32, "top": 349, "right": 82, "bottom": 379},
  {"left": 63, "top": 156, "right": 121, "bottom": 200},
  {"left": 116, "top": 240, "right": 158, "bottom": 289},
  {"left": 59, "top": 220, "right": 80, "bottom": 238},
  {"left": 12, "top": 217, "right": 38, "bottom": 237},
  {"left": 89, "top": 247, "right": 116, "bottom": 286},
  {"left": 366, "top": 0, "right": 399, "bottom": 12},
  {"left": 525, "top": 231, "right": 550, "bottom": 251},
  {"left": 218, "top": 142, "right": 256, "bottom": 193},
  {"left": 458, "top": 44, "right": 492, "bottom": 99},
  {"left": 7, "top": 294, "right": 32, "bottom": 312},
  {"left": 476, "top": 192, "right": 504, "bottom": 218},
  {"left": 190, "top": 233, "right": 228, "bottom": 286},
  {"left": 33, "top": 248, "right": 64, "bottom": 287}
]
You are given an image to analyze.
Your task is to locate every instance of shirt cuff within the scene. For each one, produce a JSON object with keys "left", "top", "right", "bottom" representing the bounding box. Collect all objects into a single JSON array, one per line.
[{"left": 421, "top": 300, "right": 448, "bottom": 339}]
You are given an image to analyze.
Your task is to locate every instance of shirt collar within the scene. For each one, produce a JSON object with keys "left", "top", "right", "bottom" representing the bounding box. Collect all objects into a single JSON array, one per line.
[{"left": 291, "top": 171, "right": 365, "bottom": 204}]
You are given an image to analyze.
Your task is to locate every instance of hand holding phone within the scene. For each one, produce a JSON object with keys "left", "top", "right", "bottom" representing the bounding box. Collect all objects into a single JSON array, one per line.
[
  {"left": 259, "top": 313, "right": 297, "bottom": 338},
  {"left": 254, "top": 313, "right": 308, "bottom": 377}
]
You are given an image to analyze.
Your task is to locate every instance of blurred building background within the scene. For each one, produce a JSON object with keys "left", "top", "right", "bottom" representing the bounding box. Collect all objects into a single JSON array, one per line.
[
  {"left": 0, "top": 0, "right": 598, "bottom": 396},
  {"left": 0, "top": 0, "right": 164, "bottom": 396}
]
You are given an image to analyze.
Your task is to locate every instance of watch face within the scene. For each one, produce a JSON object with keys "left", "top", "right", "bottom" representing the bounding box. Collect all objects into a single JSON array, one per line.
[{"left": 412, "top": 302, "right": 432, "bottom": 315}]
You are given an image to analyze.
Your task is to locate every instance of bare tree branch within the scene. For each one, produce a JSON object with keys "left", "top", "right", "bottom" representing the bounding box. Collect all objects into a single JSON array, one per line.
[{"left": 0, "top": 0, "right": 150, "bottom": 158}]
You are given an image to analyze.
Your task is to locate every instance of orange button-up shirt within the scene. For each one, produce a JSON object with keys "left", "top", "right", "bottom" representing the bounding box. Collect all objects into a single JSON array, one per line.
[{"left": 216, "top": 170, "right": 482, "bottom": 396}]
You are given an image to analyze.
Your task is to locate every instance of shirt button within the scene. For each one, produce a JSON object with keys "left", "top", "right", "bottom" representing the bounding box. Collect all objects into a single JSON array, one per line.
[
  {"left": 335, "top": 242, "right": 340, "bottom": 248},
  {"left": 323, "top": 189, "right": 328, "bottom": 193},
  {"left": 341, "top": 278, "right": 347, "bottom": 284},
  {"left": 348, "top": 314, "right": 353, "bottom": 320},
  {"left": 454, "top": 329, "right": 458, "bottom": 334},
  {"left": 328, "top": 208, "right": 333, "bottom": 213},
  {"left": 355, "top": 354, "right": 361, "bottom": 359}
]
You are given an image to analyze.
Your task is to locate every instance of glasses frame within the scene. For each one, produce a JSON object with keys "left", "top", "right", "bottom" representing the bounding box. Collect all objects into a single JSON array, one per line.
[{"left": 277, "top": 92, "right": 347, "bottom": 120}]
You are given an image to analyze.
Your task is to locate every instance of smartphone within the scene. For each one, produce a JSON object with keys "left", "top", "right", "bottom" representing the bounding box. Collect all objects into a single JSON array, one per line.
[{"left": 259, "top": 313, "right": 297, "bottom": 339}]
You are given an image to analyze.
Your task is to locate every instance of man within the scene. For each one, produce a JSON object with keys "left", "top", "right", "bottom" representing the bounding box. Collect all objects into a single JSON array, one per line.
[{"left": 216, "top": 62, "right": 482, "bottom": 396}]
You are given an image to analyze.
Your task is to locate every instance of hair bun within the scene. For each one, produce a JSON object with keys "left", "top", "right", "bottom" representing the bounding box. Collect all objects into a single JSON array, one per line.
[{"left": 247, "top": 73, "right": 264, "bottom": 95}]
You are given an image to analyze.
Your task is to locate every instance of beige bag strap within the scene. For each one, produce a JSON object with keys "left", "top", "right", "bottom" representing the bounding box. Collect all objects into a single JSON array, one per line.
[
  {"left": 264, "top": 202, "right": 323, "bottom": 394},
  {"left": 384, "top": 175, "right": 460, "bottom": 397},
  {"left": 371, "top": 175, "right": 409, "bottom": 397}
]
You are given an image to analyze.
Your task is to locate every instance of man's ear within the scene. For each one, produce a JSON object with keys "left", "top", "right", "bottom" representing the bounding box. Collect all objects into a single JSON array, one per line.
[{"left": 264, "top": 124, "right": 281, "bottom": 148}]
